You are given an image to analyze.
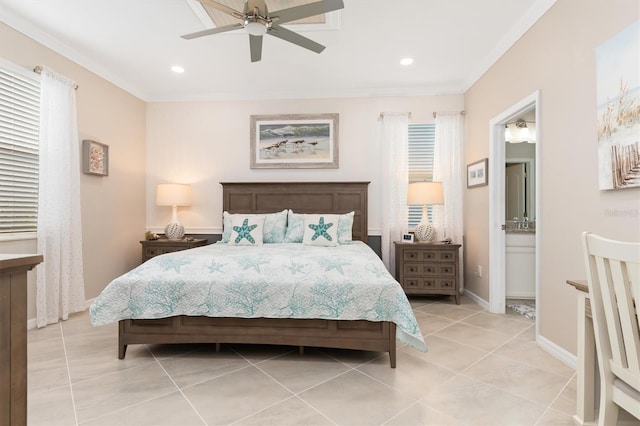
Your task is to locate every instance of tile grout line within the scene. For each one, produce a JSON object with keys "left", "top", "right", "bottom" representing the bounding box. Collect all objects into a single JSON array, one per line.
[
  {"left": 149, "top": 349, "right": 209, "bottom": 426},
  {"left": 228, "top": 352, "right": 352, "bottom": 425},
  {"left": 453, "top": 326, "right": 571, "bottom": 419},
  {"left": 59, "top": 322, "right": 80, "bottom": 426},
  {"left": 533, "top": 371, "right": 578, "bottom": 425},
  {"left": 415, "top": 303, "right": 566, "bottom": 423}
]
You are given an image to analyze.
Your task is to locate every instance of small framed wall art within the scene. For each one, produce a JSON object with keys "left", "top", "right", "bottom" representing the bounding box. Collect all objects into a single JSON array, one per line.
[
  {"left": 82, "top": 139, "right": 108, "bottom": 176},
  {"left": 467, "top": 158, "right": 488, "bottom": 188}
]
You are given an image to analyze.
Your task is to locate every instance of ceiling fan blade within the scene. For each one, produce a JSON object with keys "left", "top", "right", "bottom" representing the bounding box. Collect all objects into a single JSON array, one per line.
[
  {"left": 268, "top": 25, "right": 325, "bottom": 53},
  {"left": 270, "top": 0, "right": 344, "bottom": 25},
  {"left": 181, "top": 22, "right": 244, "bottom": 40},
  {"left": 196, "top": 0, "right": 244, "bottom": 19},
  {"left": 249, "top": 34, "right": 263, "bottom": 62}
]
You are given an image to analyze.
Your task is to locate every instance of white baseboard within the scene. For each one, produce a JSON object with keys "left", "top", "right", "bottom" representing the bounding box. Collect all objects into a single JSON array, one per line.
[
  {"left": 463, "top": 289, "right": 576, "bottom": 370},
  {"left": 537, "top": 333, "right": 577, "bottom": 370},
  {"left": 26, "top": 297, "right": 96, "bottom": 331},
  {"left": 462, "top": 289, "right": 490, "bottom": 310}
]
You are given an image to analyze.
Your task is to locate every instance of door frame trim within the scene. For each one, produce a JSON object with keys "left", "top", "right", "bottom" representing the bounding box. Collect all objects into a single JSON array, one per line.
[{"left": 488, "top": 90, "right": 540, "bottom": 337}]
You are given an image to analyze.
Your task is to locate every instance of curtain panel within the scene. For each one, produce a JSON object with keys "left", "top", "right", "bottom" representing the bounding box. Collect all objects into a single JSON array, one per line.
[
  {"left": 380, "top": 112, "right": 409, "bottom": 273},
  {"left": 36, "top": 68, "right": 85, "bottom": 327},
  {"left": 433, "top": 112, "right": 465, "bottom": 290}
]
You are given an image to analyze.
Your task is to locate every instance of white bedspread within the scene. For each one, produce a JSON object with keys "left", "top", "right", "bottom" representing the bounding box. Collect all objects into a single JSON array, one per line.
[{"left": 90, "top": 241, "right": 426, "bottom": 351}]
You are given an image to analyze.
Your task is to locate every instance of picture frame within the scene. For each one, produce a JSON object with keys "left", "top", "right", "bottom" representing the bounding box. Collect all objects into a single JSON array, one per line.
[
  {"left": 250, "top": 113, "right": 339, "bottom": 169},
  {"left": 401, "top": 233, "right": 414, "bottom": 243},
  {"left": 467, "top": 158, "right": 488, "bottom": 188},
  {"left": 82, "top": 139, "right": 108, "bottom": 176}
]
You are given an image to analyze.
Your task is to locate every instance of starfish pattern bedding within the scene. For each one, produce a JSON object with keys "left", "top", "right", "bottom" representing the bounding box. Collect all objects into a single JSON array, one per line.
[{"left": 90, "top": 241, "right": 426, "bottom": 351}]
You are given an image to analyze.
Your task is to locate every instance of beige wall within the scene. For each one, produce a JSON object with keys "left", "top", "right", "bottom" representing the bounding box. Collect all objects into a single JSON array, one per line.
[
  {"left": 146, "top": 96, "right": 464, "bottom": 234},
  {"left": 0, "top": 22, "right": 147, "bottom": 320},
  {"left": 464, "top": 0, "right": 639, "bottom": 354}
]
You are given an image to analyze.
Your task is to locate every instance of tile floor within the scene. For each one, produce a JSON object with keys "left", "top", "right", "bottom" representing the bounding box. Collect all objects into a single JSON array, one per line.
[{"left": 24, "top": 295, "right": 594, "bottom": 425}]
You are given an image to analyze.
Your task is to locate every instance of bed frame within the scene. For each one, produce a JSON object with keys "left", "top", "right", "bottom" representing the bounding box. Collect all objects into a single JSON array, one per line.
[{"left": 118, "top": 182, "right": 397, "bottom": 367}]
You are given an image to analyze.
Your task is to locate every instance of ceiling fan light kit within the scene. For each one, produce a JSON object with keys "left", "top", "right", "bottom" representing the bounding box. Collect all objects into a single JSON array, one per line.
[{"left": 182, "top": 0, "right": 344, "bottom": 62}]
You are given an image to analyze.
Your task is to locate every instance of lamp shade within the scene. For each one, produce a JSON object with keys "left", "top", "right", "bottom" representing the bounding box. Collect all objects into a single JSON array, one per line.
[
  {"left": 156, "top": 184, "right": 192, "bottom": 206},
  {"left": 407, "top": 182, "right": 444, "bottom": 205}
]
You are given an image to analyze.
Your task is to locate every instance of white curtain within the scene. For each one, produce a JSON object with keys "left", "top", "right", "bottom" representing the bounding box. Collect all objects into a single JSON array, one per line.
[
  {"left": 433, "top": 112, "right": 465, "bottom": 290},
  {"left": 36, "top": 67, "right": 85, "bottom": 327},
  {"left": 380, "top": 112, "right": 409, "bottom": 273}
]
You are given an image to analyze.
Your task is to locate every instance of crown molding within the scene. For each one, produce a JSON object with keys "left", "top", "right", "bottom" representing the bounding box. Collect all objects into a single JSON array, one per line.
[
  {"left": 461, "top": 0, "right": 558, "bottom": 93},
  {"left": 0, "top": 4, "right": 149, "bottom": 101}
]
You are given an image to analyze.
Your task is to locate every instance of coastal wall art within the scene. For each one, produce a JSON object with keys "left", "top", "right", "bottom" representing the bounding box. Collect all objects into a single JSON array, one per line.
[
  {"left": 250, "top": 113, "right": 338, "bottom": 169},
  {"left": 596, "top": 20, "right": 640, "bottom": 190}
]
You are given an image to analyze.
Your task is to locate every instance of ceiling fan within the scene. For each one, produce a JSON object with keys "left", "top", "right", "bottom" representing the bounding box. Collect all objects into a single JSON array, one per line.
[{"left": 182, "top": 0, "right": 344, "bottom": 62}]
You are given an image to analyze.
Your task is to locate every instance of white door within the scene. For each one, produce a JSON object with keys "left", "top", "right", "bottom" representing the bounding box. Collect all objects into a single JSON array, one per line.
[{"left": 506, "top": 163, "right": 526, "bottom": 220}]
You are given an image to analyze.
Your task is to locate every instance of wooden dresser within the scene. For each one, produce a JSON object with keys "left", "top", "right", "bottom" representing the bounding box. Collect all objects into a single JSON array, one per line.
[
  {"left": 0, "top": 254, "right": 43, "bottom": 426},
  {"left": 394, "top": 242, "right": 461, "bottom": 304},
  {"left": 140, "top": 238, "right": 208, "bottom": 262}
]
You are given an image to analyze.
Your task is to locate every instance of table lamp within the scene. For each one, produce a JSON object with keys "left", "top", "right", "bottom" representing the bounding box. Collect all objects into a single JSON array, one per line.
[
  {"left": 156, "top": 183, "right": 192, "bottom": 240},
  {"left": 407, "top": 181, "right": 444, "bottom": 242}
]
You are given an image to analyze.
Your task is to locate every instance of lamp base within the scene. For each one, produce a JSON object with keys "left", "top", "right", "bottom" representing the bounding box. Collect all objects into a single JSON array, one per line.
[
  {"left": 415, "top": 223, "right": 437, "bottom": 242},
  {"left": 164, "top": 222, "right": 185, "bottom": 240}
]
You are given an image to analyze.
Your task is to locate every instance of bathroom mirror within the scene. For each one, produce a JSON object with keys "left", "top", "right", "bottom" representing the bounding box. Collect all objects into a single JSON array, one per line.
[{"left": 505, "top": 143, "right": 536, "bottom": 221}]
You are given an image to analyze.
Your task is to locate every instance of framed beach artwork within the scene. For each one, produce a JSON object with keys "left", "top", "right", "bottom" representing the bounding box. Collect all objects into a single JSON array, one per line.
[
  {"left": 596, "top": 20, "right": 640, "bottom": 190},
  {"left": 250, "top": 113, "right": 339, "bottom": 169},
  {"left": 82, "top": 139, "right": 108, "bottom": 176}
]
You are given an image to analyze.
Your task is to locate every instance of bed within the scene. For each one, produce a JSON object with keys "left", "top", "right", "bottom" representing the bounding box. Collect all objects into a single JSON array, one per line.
[{"left": 90, "top": 182, "right": 425, "bottom": 367}]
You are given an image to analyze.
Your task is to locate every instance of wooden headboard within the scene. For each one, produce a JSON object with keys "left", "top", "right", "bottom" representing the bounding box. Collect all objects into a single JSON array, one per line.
[{"left": 221, "top": 182, "right": 369, "bottom": 243}]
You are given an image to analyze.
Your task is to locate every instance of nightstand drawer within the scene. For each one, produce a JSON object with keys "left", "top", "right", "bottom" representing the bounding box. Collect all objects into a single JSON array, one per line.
[
  {"left": 401, "top": 278, "right": 457, "bottom": 290},
  {"left": 403, "top": 250, "right": 457, "bottom": 263},
  {"left": 140, "top": 238, "right": 208, "bottom": 263},
  {"left": 403, "top": 263, "right": 457, "bottom": 277},
  {"left": 144, "top": 247, "right": 163, "bottom": 257}
]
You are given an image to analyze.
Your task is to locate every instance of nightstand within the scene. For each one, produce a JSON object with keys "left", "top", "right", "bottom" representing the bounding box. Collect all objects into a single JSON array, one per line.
[
  {"left": 140, "top": 238, "right": 208, "bottom": 263},
  {"left": 394, "top": 241, "right": 462, "bottom": 304}
]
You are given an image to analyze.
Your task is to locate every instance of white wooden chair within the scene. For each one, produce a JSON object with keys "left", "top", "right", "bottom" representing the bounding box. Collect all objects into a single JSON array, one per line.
[{"left": 582, "top": 232, "right": 640, "bottom": 425}]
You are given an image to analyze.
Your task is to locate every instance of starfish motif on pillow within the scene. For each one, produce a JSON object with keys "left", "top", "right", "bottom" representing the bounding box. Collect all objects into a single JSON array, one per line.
[
  {"left": 308, "top": 217, "right": 334, "bottom": 241},
  {"left": 233, "top": 218, "right": 258, "bottom": 244}
]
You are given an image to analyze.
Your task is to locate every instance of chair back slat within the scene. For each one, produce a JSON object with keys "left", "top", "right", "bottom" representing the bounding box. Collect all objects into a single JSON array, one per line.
[
  {"left": 583, "top": 232, "right": 640, "bottom": 381},
  {"left": 610, "top": 259, "right": 640, "bottom": 373},
  {"left": 592, "top": 255, "right": 627, "bottom": 367}
]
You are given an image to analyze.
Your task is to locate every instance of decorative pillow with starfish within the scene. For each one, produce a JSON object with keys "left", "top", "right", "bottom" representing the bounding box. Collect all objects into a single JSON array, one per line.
[
  {"left": 284, "top": 210, "right": 354, "bottom": 244},
  {"left": 228, "top": 215, "right": 266, "bottom": 246},
  {"left": 302, "top": 214, "right": 339, "bottom": 247}
]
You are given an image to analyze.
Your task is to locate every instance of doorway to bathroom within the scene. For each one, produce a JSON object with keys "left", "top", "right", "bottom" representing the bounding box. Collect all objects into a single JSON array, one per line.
[{"left": 488, "top": 91, "right": 540, "bottom": 336}]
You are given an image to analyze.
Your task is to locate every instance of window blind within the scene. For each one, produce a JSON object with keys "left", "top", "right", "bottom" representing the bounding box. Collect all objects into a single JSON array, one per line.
[
  {"left": 0, "top": 64, "right": 40, "bottom": 235},
  {"left": 408, "top": 123, "right": 440, "bottom": 229}
]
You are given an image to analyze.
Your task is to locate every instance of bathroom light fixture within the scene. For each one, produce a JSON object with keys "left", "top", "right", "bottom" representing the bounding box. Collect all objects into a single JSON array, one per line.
[
  {"left": 505, "top": 119, "right": 536, "bottom": 143},
  {"left": 156, "top": 183, "right": 192, "bottom": 240},
  {"left": 407, "top": 181, "right": 444, "bottom": 242},
  {"left": 400, "top": 57, "right": 414, "bottom": 66},
  {"left": 171, "top": 65, "right": 185, "bottom": 73}
]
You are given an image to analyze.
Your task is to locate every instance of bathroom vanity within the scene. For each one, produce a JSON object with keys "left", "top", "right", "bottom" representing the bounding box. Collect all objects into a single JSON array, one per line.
[{"left": 505, "top": 222, "right": 536, "bottom": 299}]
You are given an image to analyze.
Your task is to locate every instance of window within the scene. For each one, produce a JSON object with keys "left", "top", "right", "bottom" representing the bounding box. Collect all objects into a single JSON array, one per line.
[
  {"left": 408, "top": 123, "right": 440, "bottom": 229},
  {"left": 0, "top": 61, "right": 40, "bottom": 236}
]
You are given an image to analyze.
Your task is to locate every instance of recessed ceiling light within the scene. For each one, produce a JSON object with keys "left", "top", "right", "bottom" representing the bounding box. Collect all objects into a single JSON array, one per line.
[
  {"left": 400, "top": 57, "right": 414, "bottom": 66},
  {"left": 171, "top": 65, "right": 185, "bottom": 73}
]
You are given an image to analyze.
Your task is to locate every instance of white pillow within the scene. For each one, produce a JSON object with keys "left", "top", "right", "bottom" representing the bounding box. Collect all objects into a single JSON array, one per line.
[
  {"left": 302, "top": 214, "right": 339, "bottom": 247},
  {"left": 222, "top": 210, "right": 287, "bottom": 243},
  {"left": 228, "top": 215, "right": 265, "bottom": 246},
  {"left": 284, "top": 210, "right": 355, "bottom": 244}
]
